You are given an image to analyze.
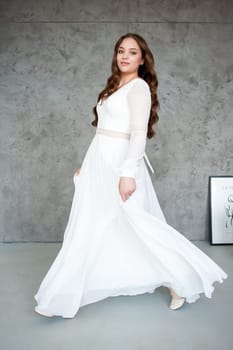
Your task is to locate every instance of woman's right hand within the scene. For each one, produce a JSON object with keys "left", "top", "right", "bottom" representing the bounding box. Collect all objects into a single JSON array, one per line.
[
  {"left": 119, "top": 176, "right": 136, "bottom": 202},
  {"left": 75, "top": 167, "right": 81, "bottom": 176}
]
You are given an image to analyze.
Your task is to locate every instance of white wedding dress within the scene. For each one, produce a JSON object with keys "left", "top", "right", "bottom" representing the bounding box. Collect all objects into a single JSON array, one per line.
[{"left": 34, "top": 77, "right": 228, "bottom": 318}]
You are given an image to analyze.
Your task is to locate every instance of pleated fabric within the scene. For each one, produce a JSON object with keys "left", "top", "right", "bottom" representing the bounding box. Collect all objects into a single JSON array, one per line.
[{"left": 34, "top": 134, "right": 228, "bottom": 318}]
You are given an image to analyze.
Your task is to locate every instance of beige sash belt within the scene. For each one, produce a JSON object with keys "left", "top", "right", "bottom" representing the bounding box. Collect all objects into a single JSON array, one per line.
[
  {"left": 96, "top": 128, "right": 130, "bottom": 139},
  {"left": 95, "top": 128, "right": 154, "bottom": 174}
]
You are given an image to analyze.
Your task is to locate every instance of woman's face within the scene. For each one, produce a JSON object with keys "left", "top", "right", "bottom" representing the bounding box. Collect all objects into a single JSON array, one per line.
[{"left": 116, "top": 37, "right": 144, "bottom": 75}]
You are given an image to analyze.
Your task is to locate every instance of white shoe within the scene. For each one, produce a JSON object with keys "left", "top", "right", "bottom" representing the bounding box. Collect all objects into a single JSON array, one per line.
[
  {"left": 35, "top": 307, "right": 53, "bottom": 317},
  {"left": 169, "top": 296, "right": 185, "bottom": 310}
]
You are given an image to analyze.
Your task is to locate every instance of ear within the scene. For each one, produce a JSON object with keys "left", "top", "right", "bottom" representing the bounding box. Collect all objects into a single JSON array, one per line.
[{"left": 140, "top": 59, "right": 144, "bottom": 65}]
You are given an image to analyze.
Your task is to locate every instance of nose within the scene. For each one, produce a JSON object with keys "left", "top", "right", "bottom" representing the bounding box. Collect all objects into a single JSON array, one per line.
[{"left": 122, "top": 51, "right": 128, "bottom": 59}]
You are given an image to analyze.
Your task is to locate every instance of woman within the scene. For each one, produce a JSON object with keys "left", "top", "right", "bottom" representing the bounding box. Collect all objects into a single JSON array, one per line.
[{"left": 34, "top": 33, "right": 227, "bottom": 318}]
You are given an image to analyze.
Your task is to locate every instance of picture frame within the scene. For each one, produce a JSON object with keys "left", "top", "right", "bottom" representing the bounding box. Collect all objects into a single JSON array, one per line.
[{"left": 209, "top": 176, "right": 233, "bottom": 245}]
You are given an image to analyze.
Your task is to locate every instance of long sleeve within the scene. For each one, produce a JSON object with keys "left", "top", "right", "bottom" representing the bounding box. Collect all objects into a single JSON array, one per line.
[{"left": 119, "top": 80, "right": 152, "bottom": 178}]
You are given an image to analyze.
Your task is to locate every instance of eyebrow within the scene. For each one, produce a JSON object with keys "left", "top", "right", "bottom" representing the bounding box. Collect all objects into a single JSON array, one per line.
[{"left": 118, "top": 46, "right": 139, "bottom": 50}]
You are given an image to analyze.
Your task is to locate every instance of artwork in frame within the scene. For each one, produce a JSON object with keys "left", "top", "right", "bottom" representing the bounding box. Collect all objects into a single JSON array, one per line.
[{"left": 209, "top": 176, "right": 233, "bottom": 245}]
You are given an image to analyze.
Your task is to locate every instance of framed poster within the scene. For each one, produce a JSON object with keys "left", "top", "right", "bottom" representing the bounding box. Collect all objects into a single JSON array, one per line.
[{"left": 209, "top": 176, "right": 233, "bottom": 245}]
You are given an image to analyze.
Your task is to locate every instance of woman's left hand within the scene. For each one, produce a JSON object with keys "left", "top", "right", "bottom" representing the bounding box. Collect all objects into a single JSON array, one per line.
[{"left": 119, "top": 177, "right": 136, "bottom": 202}]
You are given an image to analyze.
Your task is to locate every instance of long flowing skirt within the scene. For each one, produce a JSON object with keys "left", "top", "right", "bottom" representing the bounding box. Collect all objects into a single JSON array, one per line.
[{"left": 34, "top": 133, "right": 228, "bottom": 318}]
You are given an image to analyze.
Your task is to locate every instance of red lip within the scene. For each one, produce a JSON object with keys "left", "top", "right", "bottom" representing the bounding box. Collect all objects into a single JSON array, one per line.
[{"left": 121, "top": 61, "right": 129, "bottom": 64}]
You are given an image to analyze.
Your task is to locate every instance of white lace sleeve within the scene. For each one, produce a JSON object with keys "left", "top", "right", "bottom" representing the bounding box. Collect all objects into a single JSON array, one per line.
[{"left": 119, "top": 80, "right": 151, "bottom": 178}]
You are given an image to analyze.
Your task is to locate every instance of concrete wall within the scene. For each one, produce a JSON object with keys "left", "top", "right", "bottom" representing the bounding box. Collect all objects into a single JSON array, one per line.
[{"left": 0, "top": 0, "right": 233, "bottom": 242}]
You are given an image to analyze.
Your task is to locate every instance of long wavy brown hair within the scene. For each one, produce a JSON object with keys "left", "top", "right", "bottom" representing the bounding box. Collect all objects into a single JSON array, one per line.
[{"left": 91, "top": 33, "right": 159, "bottom": 138}]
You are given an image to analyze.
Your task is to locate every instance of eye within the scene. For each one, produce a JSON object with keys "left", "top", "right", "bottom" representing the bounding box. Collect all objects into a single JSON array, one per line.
[
  {"left": 118, "top": 49, "right": 124, "bottom": 54},
  {"left": 130, "top": 51, "right": 137, "bottom": 55}
]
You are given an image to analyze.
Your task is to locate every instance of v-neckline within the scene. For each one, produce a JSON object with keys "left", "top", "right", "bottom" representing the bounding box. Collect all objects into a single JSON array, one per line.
[
  {"left": 116, "top": 77, "right": 141, "bottom": 92},
  {"left": 98, "top": 77, "right": 143, "bottom": 105}
]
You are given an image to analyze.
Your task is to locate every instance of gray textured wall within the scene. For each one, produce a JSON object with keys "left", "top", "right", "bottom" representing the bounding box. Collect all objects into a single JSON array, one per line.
[{"left": 0, "top": 0, "right": 233, "bottom": 242}]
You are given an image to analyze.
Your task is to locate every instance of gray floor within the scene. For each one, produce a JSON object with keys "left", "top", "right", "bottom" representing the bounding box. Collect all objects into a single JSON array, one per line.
[{"left": 0, "top": 241, "right": 232, "bottom": 350}]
